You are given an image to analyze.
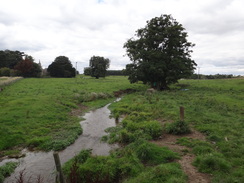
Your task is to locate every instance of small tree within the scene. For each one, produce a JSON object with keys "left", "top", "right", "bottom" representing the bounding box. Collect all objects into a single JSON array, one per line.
[
  {"left": 14, "top": 57, "right": 41, "bottom": 77},
  {"left": 83, "top": 67, "right": 92, "bottom": 76},
  {"left": 47, "top": 56, "right": 76, "bottom": 78},
  {"left": 89, "top": 56, "right": 110, "bottom": 79},
  {"left": 124, "top": 14, "right": 196, "bottom": 90}
]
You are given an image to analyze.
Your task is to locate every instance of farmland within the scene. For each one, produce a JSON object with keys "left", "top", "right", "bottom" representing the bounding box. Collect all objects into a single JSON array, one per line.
[{"left": 0, "top": 76, "right": 243, "bottom": 182}]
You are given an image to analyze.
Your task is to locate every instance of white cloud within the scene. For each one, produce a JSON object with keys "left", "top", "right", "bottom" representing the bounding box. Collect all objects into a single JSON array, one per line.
[{"left": 0, "top": 0, "right": 243, "bottom": 75}]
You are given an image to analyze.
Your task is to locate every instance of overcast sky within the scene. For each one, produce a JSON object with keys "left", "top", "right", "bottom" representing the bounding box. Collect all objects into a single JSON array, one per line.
[{"left": 0, "top": 0, "right": 243, "bottom": 75}]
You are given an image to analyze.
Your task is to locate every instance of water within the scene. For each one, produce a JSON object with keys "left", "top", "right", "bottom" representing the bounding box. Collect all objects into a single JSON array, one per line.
[{"left": 1, "top": 102, "right": 118, "bottom": 183}]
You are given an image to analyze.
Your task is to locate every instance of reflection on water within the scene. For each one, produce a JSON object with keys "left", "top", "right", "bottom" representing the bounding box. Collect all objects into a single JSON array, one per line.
[{"left": 2, "top": 102, "right": 118, "bottom": 183}]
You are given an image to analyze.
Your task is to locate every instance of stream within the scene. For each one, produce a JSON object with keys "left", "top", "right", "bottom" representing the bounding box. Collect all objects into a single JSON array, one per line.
[{"left": 1, "top": 101, "right": 119, "bottom": 183}]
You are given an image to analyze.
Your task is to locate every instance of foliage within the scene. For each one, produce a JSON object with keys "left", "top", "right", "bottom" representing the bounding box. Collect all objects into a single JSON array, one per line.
[
  {"left": 123, "top": 163, "right": 187, "bottom": 183},
  {"left": 83, "top": 67, "right": 92, "bottom": 76},
  {"left": 106, "top": 70, "right": 125, "bottom": 76},
  {"left": 0, "top": 162, "right": 18, "bottom": 183},
  {"left": 0, "top": 67, "right": 11, "bottom": 76},
  {"left": 14, "top": 56, "right": 42, "bottom": 77},
  {"left": 165, "top": 120, "right": 191, "bottom": 135},
  {"left": 47, "top": 56, "right": 76, "bottom": 78},
  {"left": 0, "top": 50, "right": 41, "bottom": 78},
  {"left": 89, "top": 55, "right": 110, "bottom": 79},
  {"left": 0, "top": 50, "right": 24, "bottom": 69},
  {"left": 124, "top": 14, "right": 196, "bottom": 90}
]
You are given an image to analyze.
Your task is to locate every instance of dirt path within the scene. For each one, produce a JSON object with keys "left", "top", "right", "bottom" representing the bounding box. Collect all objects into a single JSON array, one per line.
[{"left": 152, "top": 130, "right": 212, "bottom": 183}]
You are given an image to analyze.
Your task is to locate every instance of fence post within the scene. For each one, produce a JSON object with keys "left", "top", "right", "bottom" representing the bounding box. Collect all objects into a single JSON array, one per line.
[
  {"left": 53, "top": 152, "right": 65, "bottom": 183},
  {"left": 115, "top": 116, "right": 119, "bottom": 124},
  {"left": 180, "top": 106, "right": 184, "bottom": 121}
]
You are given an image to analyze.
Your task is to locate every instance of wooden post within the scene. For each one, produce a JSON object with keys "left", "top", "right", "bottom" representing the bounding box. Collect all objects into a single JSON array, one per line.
[
  {"left": 180, "top": 106, "right": 184, "bottom": 121},
  {"left": 53, "top": 152, "right": 65, "bottom": 183},
  {"left": 115, "top": 117, "right": 119, "bottom": 124}
]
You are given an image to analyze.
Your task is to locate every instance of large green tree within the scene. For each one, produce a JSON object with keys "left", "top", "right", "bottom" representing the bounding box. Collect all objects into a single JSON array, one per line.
[
  {"left": 89, "top": 56, "right": 110, "bottom": 79},
  {"left": 124, "top": 14, "right": 196, "bottom": 90},
  {"left": 0, "top": 50, "right": 24, "bottom": 69},
  {"left": 47, "top": 56, "right": 76, "bottom": 78}
]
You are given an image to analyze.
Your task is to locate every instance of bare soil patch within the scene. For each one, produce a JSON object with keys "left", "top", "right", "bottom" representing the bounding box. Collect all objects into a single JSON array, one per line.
[
  {"left": 70, "top": 104, "right": 88, "bottom": 116},
  {"left": 152, "top": 129, "right": 212, "bottom": 183}
]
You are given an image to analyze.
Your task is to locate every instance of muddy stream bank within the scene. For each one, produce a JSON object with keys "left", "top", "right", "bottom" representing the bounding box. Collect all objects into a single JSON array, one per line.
[{"left": 1, "top": 101, "right": 119, "bottom": 183}]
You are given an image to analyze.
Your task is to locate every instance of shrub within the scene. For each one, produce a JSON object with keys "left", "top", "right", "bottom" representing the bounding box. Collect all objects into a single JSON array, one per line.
[
  {"left": 0, "top": 67, "right": 11, "bottom": 76},
  {"left": 165, "top": 120, "right": 191, "bottom": 135}
]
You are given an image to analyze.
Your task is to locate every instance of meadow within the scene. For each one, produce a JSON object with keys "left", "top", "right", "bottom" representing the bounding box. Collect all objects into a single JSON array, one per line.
[
  {"left": 102, "top": 78, "right": 244, "bottom": 183},
  {"left": 0, "top": 76, "right": 145, "bottom": 155},
  {"left": 0, "top": 76, "right": 243, "bottom": 182}
]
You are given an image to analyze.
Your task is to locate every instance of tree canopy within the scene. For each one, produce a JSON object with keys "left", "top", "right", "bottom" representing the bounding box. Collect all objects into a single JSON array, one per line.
[
  {"left": 0, "top": 50, "right": 41, "bottom": 77},
  {"left": 124, "top": 14, "right": 196, "bottom": 90},
  {"left": 88, "top": 56, "right": 110, "bottom": 79},
  {"left": 47, "top": 56, "right": 76, "bottom": 78},
  {"left": 14, "top": 56, "right": 42, "bottom": 77},
  {"left": 0, "top": 50, "right": 24, "bottom": 69}
]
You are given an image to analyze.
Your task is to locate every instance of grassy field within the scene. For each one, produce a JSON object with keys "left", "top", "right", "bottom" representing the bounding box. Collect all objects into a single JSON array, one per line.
[
  {"left": 102, "top": 78, "right": 243, "bottom": 183},
  {"left": 0, "top": 76, "right": 243, "bottom": 182},
  {"left": 0, "top": 76, "right": 145, "bottom": 154}
]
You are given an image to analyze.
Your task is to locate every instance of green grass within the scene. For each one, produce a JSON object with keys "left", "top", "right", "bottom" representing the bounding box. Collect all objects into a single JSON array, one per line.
[
  {"left": 63, "top": 140, "right": 180, "bottom": 183},
  {"left": 1, "top": 76, "right": 243, "bottom": 182},
  {"left": 0, "top": 162, "right": 18, "bottom": 183},
  {"left": 0, "top": 76, "right": 145, "bottom": 153},
  {"left": 107, "top": 78, "right": 244, "bottom": 182}
]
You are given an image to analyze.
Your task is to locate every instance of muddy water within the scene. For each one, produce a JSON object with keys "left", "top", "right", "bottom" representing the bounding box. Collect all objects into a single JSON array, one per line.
[{"left": 2, "top": 102, "right": 118, "bottom": 183}]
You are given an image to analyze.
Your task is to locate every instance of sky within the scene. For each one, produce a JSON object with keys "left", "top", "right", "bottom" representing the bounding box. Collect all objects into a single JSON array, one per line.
[{"left": 0, "top": 0, "right": 243, "bottom": 75}]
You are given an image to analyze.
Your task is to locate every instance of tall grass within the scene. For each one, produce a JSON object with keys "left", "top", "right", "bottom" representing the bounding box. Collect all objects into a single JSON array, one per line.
[{"left": 62, "top": 140, "right": 180, "bottom": 183}]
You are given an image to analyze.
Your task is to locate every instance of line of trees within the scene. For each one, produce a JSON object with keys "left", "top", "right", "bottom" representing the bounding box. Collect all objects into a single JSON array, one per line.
[
  {"left": 0, "top": 50, "right": 42, "bottom": 77},
  {"left": 0, "top": 50, "right": 78, "bottom": 78},
  {"left": 189, "top": 73, "right": 237, "bottom": 79}
]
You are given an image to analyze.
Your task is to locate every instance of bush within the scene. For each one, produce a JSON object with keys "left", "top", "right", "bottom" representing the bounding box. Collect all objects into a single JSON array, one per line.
[
  {"left": 0, "top": 67, "right": 11, "bottom": 76},
  {"left": 165, "top": 120, "right": 191, "bottom": 135}
]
